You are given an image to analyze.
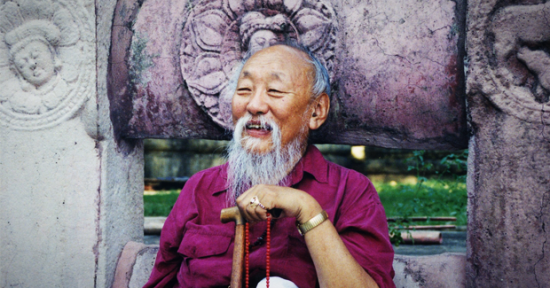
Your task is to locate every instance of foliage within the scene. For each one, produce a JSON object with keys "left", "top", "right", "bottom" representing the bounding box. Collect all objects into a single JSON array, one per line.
[
  {"left": 379, "top": 150, "right": 468, "bottom": 245},
  {"left": 375, "top": 179, "right": 468, "bottom": 225}
]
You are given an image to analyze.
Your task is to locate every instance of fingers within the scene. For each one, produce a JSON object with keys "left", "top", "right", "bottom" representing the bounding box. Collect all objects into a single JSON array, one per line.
[
  {"left": 236, "top": 185, "right": 271, "bottom": 224},
  {"left": 245, "top": 196, "right": 266, "bottom": 223},
  {"left": 235, "top": 184, "right": 319, "bottom": 224},
  {"left": 250, "top": 196, "right": 266, "bottom": 210}
]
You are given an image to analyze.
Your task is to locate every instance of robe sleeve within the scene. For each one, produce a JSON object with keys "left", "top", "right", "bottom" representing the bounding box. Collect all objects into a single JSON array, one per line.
[{"left": 334, "top": 170, "right": 396, "bottom": 288}]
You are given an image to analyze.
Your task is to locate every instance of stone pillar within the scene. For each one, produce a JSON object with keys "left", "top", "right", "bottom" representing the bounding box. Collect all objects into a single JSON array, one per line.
[
  {"left": 0, "top": 0, "right": 143, "bottom": 287},
  {"left": 467, "top": 1, "right": 550, "bottom": 286}
]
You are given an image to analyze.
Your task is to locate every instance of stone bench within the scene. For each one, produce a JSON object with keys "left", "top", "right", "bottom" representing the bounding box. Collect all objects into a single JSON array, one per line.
[{"left": 113, "top": 241, "right": 466, "bottom": 288}]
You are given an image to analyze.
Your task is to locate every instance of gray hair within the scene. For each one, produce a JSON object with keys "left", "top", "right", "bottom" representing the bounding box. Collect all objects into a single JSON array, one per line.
[
  {"left": 228, "top": 41, "right": 331, "bottom": 101},
  {"left": 285, "top": 41, "right": 331, "bottom": 100}
]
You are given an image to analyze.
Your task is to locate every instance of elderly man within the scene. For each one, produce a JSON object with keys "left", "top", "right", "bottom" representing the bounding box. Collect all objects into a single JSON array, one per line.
[{"left": 144, "top": 43, "right": 395, "bottom": 288}]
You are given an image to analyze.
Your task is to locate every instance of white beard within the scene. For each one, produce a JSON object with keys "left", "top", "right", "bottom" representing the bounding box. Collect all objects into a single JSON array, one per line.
[{"left": 226, "top": 113, "right": 306, "bottom": 206}]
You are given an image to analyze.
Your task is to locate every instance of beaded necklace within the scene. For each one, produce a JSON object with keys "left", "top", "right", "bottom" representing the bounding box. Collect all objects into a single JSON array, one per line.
[{"left": 244, "top": 213, "right": 271, "bottom": 288}]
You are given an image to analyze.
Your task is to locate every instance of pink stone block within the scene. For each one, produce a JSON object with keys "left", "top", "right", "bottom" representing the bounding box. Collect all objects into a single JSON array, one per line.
[{"left": 109, "top": 0, "right": 467, "bottom": 149}]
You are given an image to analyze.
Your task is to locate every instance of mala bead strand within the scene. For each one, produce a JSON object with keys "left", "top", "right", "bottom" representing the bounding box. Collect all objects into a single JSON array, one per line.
[
  {"left": 245, "top": 222, "right": 250, "bottom": 288},
  {"left": 266, "top": 213, "right": 271, "bottom": 288},
  {"left": 244, "top": 214, "right": 272, "bottom": 288}
]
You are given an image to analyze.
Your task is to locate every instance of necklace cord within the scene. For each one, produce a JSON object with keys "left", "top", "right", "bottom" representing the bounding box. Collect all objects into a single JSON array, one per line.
[
  {"left": 245, "top": 222, "right": 250, "bottom": 288},
  {"left": 244, "top": 213, "right": 271, "bottom": 288},
  {"left": 266, "top": 212, "right": 271, "bottom": 288}
]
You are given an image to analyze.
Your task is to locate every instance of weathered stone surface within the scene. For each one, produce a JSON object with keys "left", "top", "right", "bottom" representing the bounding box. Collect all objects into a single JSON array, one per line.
[
  {"left": 113, "top": 241, "right": 147, "bottom": 288},
  {"left": 110, "top": 0, "right": 468, "bottom": 149},
  {"left": 128, "top": 245, "right": 158, "bottom": 288},
  {"left": 0, "top": 0, "right": 144, "bottom": 287},
  {"left": 114, "top": 242, "right": 466, "bottom": 288},
  {"left": 0, "top": 0, "right": 94, "bottom": 130},
  {"left": 393, "top": 253, "right": 466, "bottom": 288},
  {"left": 143, "top": 216, "right": 166, "bottom": 234},
  {"left": 113, "top": 242, "right": 158, "bottom": 288},
  {"left": 0, "top": 0, "right": 97, "bottom": 286},
  {"left": 0, "top": 121, "right": 99, "bottom": 287},
  {"left": 466, "top": 0, "right": 550, "bottom": 286}
]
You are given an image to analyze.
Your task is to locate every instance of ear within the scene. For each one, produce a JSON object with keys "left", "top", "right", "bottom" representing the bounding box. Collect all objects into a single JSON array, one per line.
[{"left": 308, "top": 93, "right": 330, "bottom": 131}]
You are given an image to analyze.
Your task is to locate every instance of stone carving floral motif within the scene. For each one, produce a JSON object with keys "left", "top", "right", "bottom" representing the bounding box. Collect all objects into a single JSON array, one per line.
[
  {"left": 483, "top": 2, "right": 550, "bottom": 125},
  {"left": 0, "top": 0, "right": 93, "bottom": 130},
  {"left": 180, "top": 0, "right": 337, "bottom": 129}
]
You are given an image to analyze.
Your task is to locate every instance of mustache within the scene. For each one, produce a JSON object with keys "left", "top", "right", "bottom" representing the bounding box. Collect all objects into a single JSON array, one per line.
[
  {"left": 234, "top": 114, "right": 276, "bottom": 131},
  {"left": 233, "top": 114, "right": 279, "bottom": 144}
]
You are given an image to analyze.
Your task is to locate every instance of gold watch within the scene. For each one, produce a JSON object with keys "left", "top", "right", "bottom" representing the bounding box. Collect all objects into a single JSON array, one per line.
[{"left": 297, "top": 210, "right": 329, "bottom": 235}]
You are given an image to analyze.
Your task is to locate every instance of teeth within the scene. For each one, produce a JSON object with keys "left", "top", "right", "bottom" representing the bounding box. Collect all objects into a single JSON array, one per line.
[
  {"left": 247, "top": 124, "right": 263, "bottom": 129},
  {"left": 246, "top": 124, "right": 273, "bottom": 130}
]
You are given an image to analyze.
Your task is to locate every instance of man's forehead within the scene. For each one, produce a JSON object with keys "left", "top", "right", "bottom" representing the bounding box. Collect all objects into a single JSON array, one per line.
[
  {"left": 240, "top": 45, "right": 313, "bottom": 78},
  {"left": 241, "top": 70, "right": 284, "bottom": 80}
]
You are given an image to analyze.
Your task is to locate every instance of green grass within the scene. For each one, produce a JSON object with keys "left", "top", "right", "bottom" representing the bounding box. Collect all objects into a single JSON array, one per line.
[
  {"left": 143, "top": 178, "right": 467, "bottom": 226},
  {"left": 144, "top": 191, "right": 180, "bottom": 217},
  {"left": 374, "top": 177, "right": 467, "bottom": 226}
]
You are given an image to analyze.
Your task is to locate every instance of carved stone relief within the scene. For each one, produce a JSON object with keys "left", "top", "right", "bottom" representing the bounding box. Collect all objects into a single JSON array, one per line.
[
  {"left": 179, "top": 0, "right": 337, "bottom": 129},
  {"left": 0, "top": 0, "right": 93, "bottom": 130},
  {"left": 112, "top": 0, "right": 467, "bottom": 149},
  {"left": 479, "top": 2, "right": 550, "bottom": 125}
]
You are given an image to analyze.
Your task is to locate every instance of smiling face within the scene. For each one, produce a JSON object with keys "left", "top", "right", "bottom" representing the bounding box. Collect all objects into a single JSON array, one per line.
[
  {"left": 231, "top": 45, "right": 316, "bottom": 154},
  {"left": 13, "top": 40, "right": 56, "bottom": 87}
]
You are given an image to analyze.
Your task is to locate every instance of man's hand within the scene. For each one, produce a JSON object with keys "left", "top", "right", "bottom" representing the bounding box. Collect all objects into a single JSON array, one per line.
[
  {"left": 236, "top": 184, "right": 323, "bottom": 224},
  {"left": 235, "top": 184, "right": 380, "bottom": 288}
]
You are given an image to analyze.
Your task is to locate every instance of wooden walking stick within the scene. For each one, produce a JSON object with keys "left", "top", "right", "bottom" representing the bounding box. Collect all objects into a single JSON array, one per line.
[{"left": 221, "top": 207, "right": 245, "bottom": 288}]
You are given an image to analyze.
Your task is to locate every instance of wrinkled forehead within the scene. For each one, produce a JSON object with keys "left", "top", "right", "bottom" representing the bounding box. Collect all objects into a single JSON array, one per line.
[{"left": 240, "top": 45, "right": 315, "bottom": 82}]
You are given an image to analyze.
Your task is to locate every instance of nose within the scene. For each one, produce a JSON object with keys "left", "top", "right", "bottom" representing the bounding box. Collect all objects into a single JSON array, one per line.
[
  {"left": 246, "top": 89, "right": 269, "bottom": 116},
  {"left": 28, "top": 59, "right": 37, "bottom": 70}
]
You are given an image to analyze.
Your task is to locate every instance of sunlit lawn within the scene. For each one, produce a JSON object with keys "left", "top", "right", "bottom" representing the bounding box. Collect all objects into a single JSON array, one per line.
[
  {"left": 143, "top": 190, "right": 180, "bottom": 217},
  {"left": 374, "top": 178, "right": 467, "bottom": 226},
  {"left": 144, "top": 178, "right": 467, "bottom": 226}
]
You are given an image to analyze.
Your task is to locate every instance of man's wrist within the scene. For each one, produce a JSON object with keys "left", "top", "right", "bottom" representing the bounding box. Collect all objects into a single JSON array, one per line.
[
  {"left": 297, "top": 210, "right": 329, "bottom": 235},
  {"left": 296, "top": 204, "right": 323, "bottom": 224}
]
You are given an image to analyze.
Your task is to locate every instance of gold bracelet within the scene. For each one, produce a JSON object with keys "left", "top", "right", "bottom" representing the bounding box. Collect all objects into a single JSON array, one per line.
[{"left": 297, "top": 210, "right": 328, "bottom": 236}]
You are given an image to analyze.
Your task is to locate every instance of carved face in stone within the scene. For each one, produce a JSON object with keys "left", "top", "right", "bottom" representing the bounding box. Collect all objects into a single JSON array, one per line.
[
  {"left": 483, "top": 2, "right": 550, "bottom": 125},
  {"left": 248, "top": 30, "right": 279, "bottom": 54},
  {"left": 179, "top": 0, "right": 337, "bottom": 129},
  {"left": 0, "top": 0, "right": 89, "bottom": 130},
  {"left": 12, "top": 40, "right": 56, "bottom": 87}
]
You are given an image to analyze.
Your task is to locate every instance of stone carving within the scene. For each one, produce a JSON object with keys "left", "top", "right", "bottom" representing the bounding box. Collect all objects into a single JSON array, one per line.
[
  {"left": 180, "top": 0, "right": 337, "bottom": 129},
  {"left": 0, "top": 0, "right": 93, "bottom": 130},
  {"left": 484, "top": 2, "right": 550, "bottom": 125},
  {"left": 115, "top": 0, "right": 466, "bottom": 149}
]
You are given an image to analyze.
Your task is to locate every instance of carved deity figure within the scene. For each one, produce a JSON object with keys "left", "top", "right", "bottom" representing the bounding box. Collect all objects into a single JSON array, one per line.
[
  {"left": 239, "top": 12, "right": 288, "bottom": 54},
  {"left": 492, "top": 2, "right": 550, "bottom": 103},
  {"left": 1, "top": 20, "right": 69, "bottom": 114},
  {"left": 0, "top": 0, "right": 92, "bottom": 130},
  {"left": 179, "top": 0, "right": 336, "bottom": 129},
  {"left": 0, "top": 0, "right": 80, "bottom": 117}
]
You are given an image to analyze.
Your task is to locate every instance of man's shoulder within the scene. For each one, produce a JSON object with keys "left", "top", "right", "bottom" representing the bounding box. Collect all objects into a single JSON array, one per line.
[
  {"left": 303, "top": 145, "right": 373, "bottom": 188},
  {"left": 190, "top": 163, "right": 227, "bottom": 178},
  {"left": 325, "top": 159, "right": 371, "bottom": 183},
  {"left": 184, "top": 163, "right": 228, "bottom": 192}
]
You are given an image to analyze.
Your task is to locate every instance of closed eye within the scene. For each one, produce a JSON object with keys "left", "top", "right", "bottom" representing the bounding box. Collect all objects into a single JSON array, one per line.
[{"left": 237, "top": 87, "right": 252, "bottom": 93}]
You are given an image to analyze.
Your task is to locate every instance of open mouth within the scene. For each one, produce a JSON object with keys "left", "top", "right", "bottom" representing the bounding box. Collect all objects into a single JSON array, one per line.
[{"left": 245, "top": 121, "right": 273, "bottom": 133}]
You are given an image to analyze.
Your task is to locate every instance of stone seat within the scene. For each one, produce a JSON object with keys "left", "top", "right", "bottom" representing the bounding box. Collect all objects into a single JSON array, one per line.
[{"left": 113, "top": 241, "right": 467, "bottom": 288}]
